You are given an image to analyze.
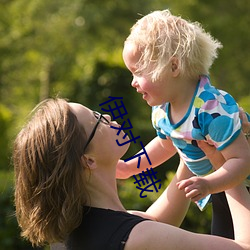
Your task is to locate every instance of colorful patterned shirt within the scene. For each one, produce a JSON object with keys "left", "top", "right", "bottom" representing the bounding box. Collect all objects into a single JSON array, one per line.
[{"left": 152, "top": 75, "right": 242, "bottom": 176}]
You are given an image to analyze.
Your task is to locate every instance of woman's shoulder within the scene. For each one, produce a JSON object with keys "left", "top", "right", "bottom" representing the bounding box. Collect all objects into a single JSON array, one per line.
[{"left": 66, "top": 207, "right": 148, "bottom": 250}]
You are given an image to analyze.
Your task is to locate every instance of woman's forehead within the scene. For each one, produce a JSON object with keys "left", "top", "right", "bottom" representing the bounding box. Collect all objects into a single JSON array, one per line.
[
  {"left": 68, "top": 103, "right": 91, "bottom": 114},
  {"left": 68, "top": 103, "right": 97, "bottom": 139},
  {"left": 68, "top": 103, "right": 93, "bottom": 126}
]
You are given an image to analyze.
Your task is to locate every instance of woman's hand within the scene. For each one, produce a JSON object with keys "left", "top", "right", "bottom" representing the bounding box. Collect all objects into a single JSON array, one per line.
[{"left": 239, "top": 107, "right": 250, "bottom": 140}]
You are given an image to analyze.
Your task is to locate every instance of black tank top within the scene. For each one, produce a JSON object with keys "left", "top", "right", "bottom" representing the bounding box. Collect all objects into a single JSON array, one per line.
[{"left": 66, "top": 206, "right": 148, "bottom": 250}]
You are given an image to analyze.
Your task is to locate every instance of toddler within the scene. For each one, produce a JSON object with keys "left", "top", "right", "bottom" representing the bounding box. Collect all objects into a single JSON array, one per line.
[{"left": 119, "top": 9, "right": 250, "bottom": 238}]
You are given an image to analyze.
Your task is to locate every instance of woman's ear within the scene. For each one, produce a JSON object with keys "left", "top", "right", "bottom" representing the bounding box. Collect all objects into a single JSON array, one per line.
[
  {"left": 82, "top": 155, "right": 97, "bottom": 169},
  {"left": 170, "top": 57, "right": 180, "bottom": 77}
]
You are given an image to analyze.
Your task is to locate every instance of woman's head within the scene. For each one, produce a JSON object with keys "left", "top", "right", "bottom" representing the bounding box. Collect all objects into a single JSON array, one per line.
[
  {"left": 14, "top": 98, "right": 89, "bottom": 246},
  {"left": 68, "top": 102, "right": 130, "bottom": 163},
  {"left": 124, "top": 9, "right": 222, "bottom": 81},
  {"left": 14, "top": 98, "right": 130, "bottom": 246}
]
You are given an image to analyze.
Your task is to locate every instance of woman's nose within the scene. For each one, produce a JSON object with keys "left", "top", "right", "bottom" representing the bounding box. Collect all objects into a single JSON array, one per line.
[{"left": 103, "top": 114, "right": 112, "bottom": 122}]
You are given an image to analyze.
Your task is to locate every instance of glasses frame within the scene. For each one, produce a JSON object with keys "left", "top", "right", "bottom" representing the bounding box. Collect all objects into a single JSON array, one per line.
[{"left": 83, "top": 111, "right": 110, "bottom": 151}]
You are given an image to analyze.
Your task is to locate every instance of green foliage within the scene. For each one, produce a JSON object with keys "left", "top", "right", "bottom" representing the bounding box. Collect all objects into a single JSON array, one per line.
[
  {"left": 0, "top": 0, "right": 249, "bottom": 248},
  {"left": 185, "top": 1, "right": 250, "bottom": 100},
  {"left": 239, "top": 95, "right": 250, "bottom": 113},
  {"left": 0, "top": 104, "right": 13, "bottom": 170}
]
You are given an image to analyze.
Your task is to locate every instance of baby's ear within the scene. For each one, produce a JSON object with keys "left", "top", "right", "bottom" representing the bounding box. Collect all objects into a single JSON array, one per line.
[{"left": 171, "top": 57, "right": 180, "bottom": 76}]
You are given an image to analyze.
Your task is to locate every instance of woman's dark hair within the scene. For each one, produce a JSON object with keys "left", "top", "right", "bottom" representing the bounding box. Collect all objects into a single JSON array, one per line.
[{"left": 13, "top": 98, "right": 88, "bottom": 246}]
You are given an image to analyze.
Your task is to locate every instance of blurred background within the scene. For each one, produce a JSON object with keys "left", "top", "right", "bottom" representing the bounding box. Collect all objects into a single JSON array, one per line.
[{"left": 0, "top": 0, "right": 249, "bottom": 249}]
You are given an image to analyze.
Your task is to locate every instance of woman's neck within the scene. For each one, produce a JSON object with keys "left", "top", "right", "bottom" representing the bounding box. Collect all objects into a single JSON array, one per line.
[{"left": 84, "top": 165, "right": 126, "bottom": 212}]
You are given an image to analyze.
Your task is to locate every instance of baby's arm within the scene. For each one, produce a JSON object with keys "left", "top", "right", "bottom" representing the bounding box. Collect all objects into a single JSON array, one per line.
[
  {"left": 178, "top": 132, "right": 250, "bottom": 201},
  {"left": 116, "top": 136, "right": 177, "bottom": 179}
]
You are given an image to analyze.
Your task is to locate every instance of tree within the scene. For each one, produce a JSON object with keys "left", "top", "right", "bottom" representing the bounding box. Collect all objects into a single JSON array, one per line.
[{"left": 0, "top": 1, "right": 249, "bottom": 248}]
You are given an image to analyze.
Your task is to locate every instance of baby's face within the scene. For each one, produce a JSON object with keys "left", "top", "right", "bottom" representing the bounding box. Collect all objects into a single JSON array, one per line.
[{"left": 123, "top": 42, "right": 175, "bottom": 106}]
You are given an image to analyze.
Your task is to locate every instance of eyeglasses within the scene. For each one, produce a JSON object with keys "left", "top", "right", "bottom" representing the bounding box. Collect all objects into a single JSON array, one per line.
[{"left": 84, "top": 111, "right": 110, "bottom": 151}]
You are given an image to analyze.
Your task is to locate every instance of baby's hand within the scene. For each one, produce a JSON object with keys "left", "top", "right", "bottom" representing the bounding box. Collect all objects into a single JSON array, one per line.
[
  {"left": 177, "top": 176, "right": 211, "bottom": 202},
  {"left": 116, "top": 160, "right": 131, "bottom": 179}
]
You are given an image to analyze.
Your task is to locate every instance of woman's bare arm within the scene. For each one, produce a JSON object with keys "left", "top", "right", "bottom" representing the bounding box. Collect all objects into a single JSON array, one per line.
[{"left": 126, "top": 183, "right": 250, "bottom": 250}]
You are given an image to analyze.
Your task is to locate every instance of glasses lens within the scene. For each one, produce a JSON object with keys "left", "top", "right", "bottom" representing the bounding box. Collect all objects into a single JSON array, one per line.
[
  {"left": 93, "top": 111, "right": 109, "bottom": 125},
  {"left": 84, "top": 111, "right": 110, "bottom": 151},
  {"left": 93, "top": 111, "right": 101, "bottom": 120}
]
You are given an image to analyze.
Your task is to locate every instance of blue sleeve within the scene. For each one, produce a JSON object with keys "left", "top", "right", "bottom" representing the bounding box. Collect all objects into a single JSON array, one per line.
[
  {"left": 156, "top": 130, "right": 167, "bottom": 139},
  {"left": 151, "top": 106, "right": 169, "bottom": 140}
]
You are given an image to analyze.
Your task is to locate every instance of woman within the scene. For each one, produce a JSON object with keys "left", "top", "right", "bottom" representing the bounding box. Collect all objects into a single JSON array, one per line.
[{"left": 13, "top": 98, "right": 250, "bottom": 249}]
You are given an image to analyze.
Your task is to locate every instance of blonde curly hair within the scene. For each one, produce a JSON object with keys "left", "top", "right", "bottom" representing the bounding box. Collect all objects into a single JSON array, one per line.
[
  {"left": 125, "top": 9, "right": 222, "bottom": 81},
  {"left": 13, "top": 98, "right": 88, "bottom": 246}
]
